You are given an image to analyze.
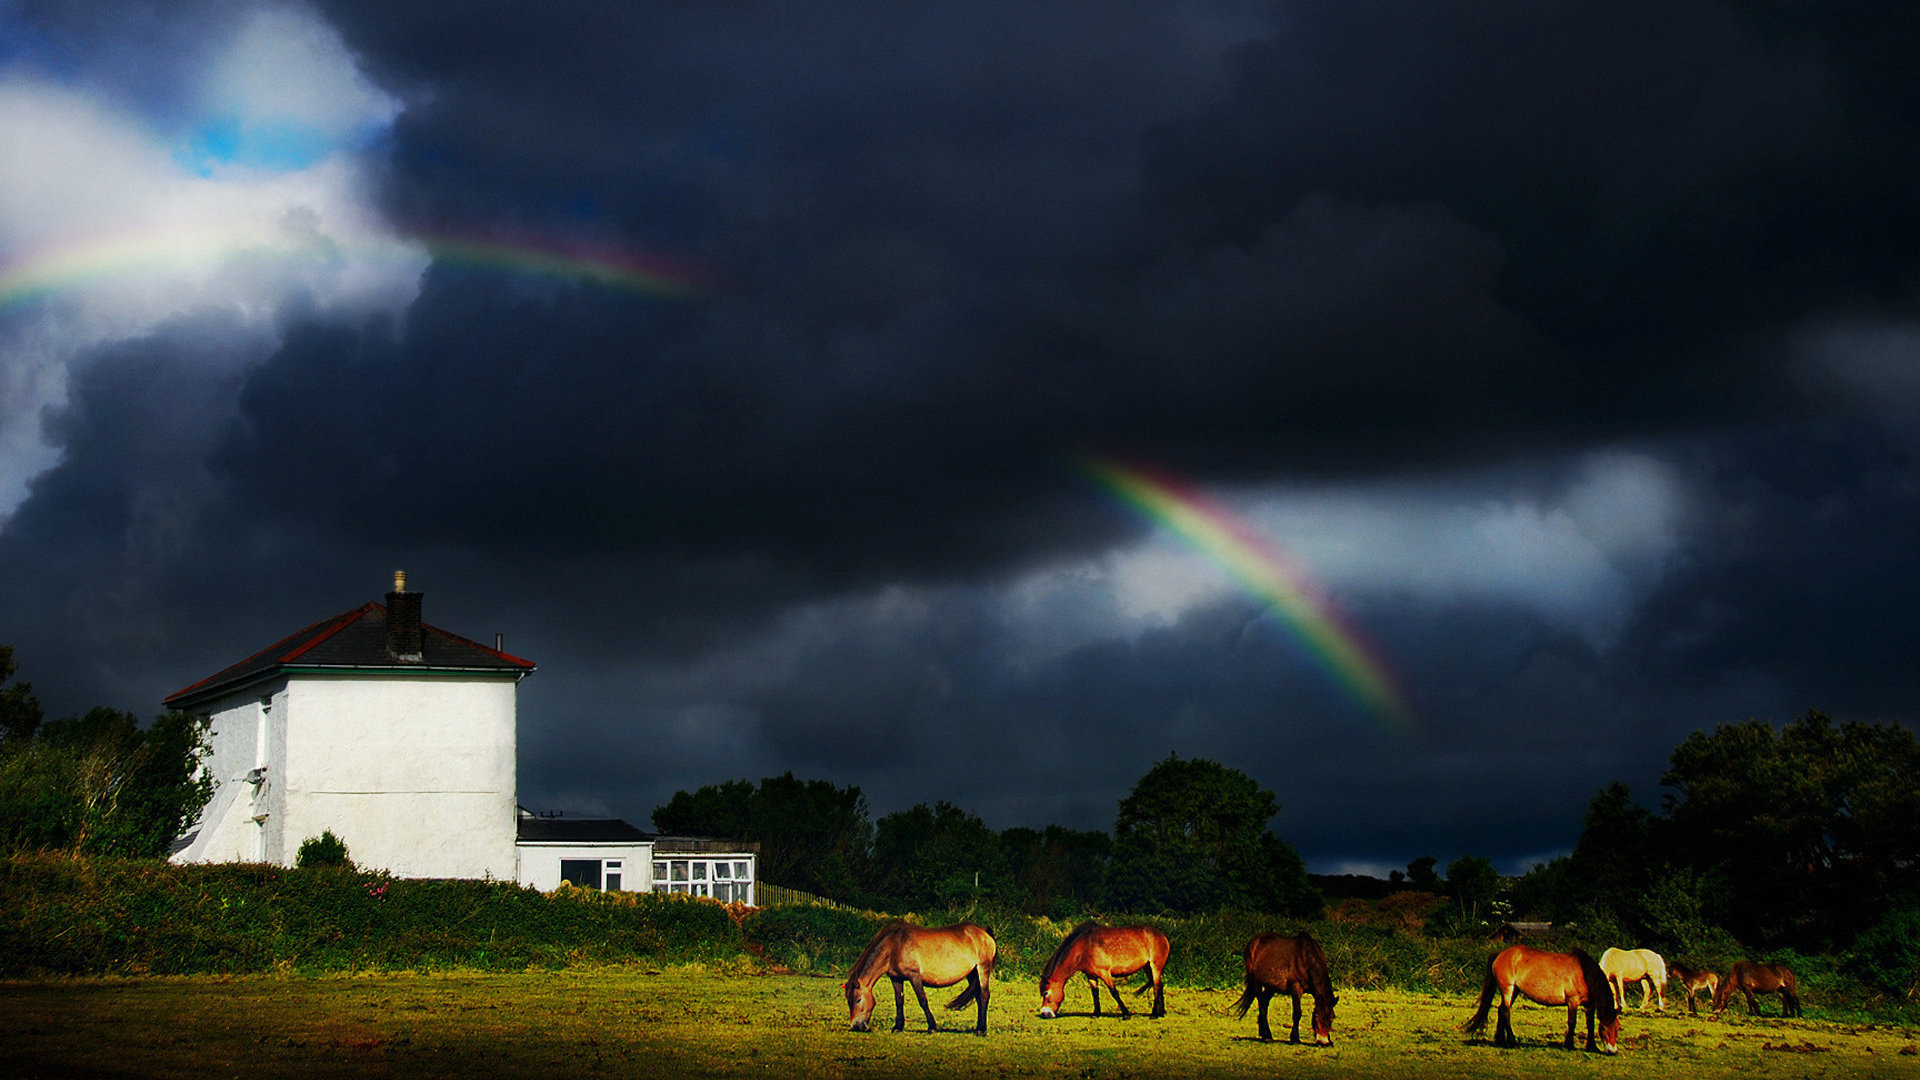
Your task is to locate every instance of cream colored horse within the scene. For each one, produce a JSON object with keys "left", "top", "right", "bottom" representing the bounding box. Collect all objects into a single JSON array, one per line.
[{"left": 1599, "top": 947, "right": 1667, "bottom": 1012}]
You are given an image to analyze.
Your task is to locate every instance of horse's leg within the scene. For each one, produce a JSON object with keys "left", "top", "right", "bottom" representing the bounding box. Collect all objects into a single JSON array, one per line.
[
  {"left": 1256, "top": 989, "right": 1274, "bottom": 1042},
  {"left": 1290, "top": 988, "right": 1304, "bottom": 1044},
  {"left": 891, "top": 976, "right": 908, "bottom": 1032},
  {"left": 909, "top": 976, "right": 938, "bottom": 1033},
  {"left": 1099, "top": 973, "right": 1130, "bottom": 1019},
  {"left": 1149, "top": 962, "right": 1165, "bottom": 1018},
  {"left": 1495, "top": 990, "right": 1514, "bottom": 1048},
  {"left": 1562, "top": 1000, "right": 1579, "bottom": 1051},
  {"left": 1744, "top": 986, "right": 1760, "bottom": 1015},
  {"left": 1086, "top": 973, "right": 1101, "bottom": 1017},
  {"left": 970, "top": 969, "right": 989, "bottom": 1035}
]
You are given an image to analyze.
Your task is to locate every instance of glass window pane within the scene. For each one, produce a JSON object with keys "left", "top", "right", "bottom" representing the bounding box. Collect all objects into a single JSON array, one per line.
[
  {"left": 671, "top": 861, "right": 688, "bottom": 881},
  {"left": 735, "top": 861, "right": 750, "bottom": 879},
  {"left": 605, "top": 872, "right": 622, "bottom": 891},
  {"left": 714, "top": 862, "right": 731, "bottom": 879},
  {"left": 692, "top": 863, "right": 707, "bottom": 880},
  {"left": 560, "top": 859, "right": 602, "bottom": 890}
]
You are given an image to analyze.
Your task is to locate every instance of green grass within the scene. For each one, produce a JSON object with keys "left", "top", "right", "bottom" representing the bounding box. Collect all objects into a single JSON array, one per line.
[{"left": 4, "top": 971, "right": 1916, "bottom": 1080}]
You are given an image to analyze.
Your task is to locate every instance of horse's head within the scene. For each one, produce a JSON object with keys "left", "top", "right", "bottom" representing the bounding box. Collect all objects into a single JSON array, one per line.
[
  {"left": 1597, "top": 1007, "right": 1620, "bottom": 1055},
  {"left": 844, "top": 979, "right": 876, "bottom": 1032},
  {"left": 1037, "top": 975, "right": 1066, "bottom": 1019},
  {"left": 1311, "top": 991, "right": 1338, "bottom": 1046}
]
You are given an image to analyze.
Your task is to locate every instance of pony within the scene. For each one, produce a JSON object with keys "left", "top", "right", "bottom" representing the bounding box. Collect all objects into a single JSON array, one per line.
[
  {"left": 1231, "top": 932, "right": 1337, "bottom": 1045},
  {"left": 1599, "top": 947, "right": 1668, "bottom": 1012},
  {"left": 1712, "top": 961, "right": 1801, "bottom": 1018},
  {"left": 843, "top": 921, "right": 998, "bottom": 1035},
  {"left": 1666, "top": 960, "right": 1719, "bottom": 1017},
  {"left": 1463, "top": 945, "right": 1620, "bottom": 1054},
  {"left": 1037, "top": 922, "right": 1169, "bottom": 1020}
]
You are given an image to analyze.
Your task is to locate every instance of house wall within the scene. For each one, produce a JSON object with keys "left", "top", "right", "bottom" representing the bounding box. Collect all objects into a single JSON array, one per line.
[
  {"left": 170, "top": 681, "right": 290, "bottom": 865},
  {"left": 515, "top": 842, "right": 654, "bottom": 892},
  {"left": 172, "top": 672, "right": 519, "bottom": 880},
  {"left": 281, "top": 674, "right": 518, "bottom": 879}
]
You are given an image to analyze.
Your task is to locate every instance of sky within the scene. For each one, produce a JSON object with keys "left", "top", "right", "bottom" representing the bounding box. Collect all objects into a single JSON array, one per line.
[{"left": 3, "top": 1, "right": 1919, "bottom": 877}]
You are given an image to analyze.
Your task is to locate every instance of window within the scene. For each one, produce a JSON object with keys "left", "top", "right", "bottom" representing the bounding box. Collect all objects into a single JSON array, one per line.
[
  {"left": 605, "top": 860, "right": 623, "bottom": 891},
  {"left": 653, "top": 861, "right": 668, "bottom": 881},
  {"left": 714, "top": 862, "right": 732, "bottom": 880},
  {"left": 692, "top": 863, "right": 707, "bottom": 881},
  {"left": 671, "top": 861, "right": 688, "bottom": 881},
  {"left": 712, "top": 883, "right": 731, "bottom": 902},
  {"left": 734, "top": 861, "right": 751, "bottom": 879},
  {"left": 560, "top": 859, "right": 602, "bottom": 890}
]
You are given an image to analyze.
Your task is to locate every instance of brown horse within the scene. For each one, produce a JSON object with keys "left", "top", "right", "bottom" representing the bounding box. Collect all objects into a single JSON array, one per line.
[
  {"left": 1666, "top": 960, "right": 1719, "bottom": 1017},
  {"left": 1463, "top": 945, "right": 1620, "bottom": 1054},
  {"left": 1037, "top": 922, "right": 1169, "bottom": 1020},
  {"left": 1232, "top": 932, "right": 1337, "bottom": 1045},
  {"left": 1712, "top": 960, "right": 1801, "bottom": 1017},
  {"left": 843, "top": 921, "right": 998, "bottom": 1035}
]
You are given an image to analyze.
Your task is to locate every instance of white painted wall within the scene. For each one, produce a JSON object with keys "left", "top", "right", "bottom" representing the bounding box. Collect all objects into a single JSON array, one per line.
[
  {"left": 172, "top": 672, "right": 519, "bottom": 880},
  {"left": 515, "top": 842, "right": 655, "bottom": 892}
]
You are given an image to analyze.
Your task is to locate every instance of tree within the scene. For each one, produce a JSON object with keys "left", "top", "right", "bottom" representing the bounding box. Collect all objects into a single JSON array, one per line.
[
  {"left": 1661, "top": 710, "right": 1920, "bottom": 945},
  {"left": 1101, "top": 754, "right": 1321, "bottom": 916},
  {"left": 0, "top": 644, "right": 43, "bottom": 742},
  {"left": 1405, "top": 855, "right": 1440, "bottom": 891},
  {"left": 868, "top": 801, "right": 1011, "bottom": 906},
  {"left": 651, "top": 778, "right": 754, "bottom": 838},
  {"left": 652, "top": 772, "right": 872, "bottom": 900},
  {"left": 0, "top": 702, "right": 211, "bottom": 857},
  {"left": 1003, "top": 825, "right": 1110, "bottom": 916},
  {"left": 1445, "top": 855, "right": 1502, "bottom": 926}
]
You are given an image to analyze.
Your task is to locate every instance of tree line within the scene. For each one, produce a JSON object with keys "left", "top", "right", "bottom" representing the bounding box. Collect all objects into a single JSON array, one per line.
[
  {"left": 1510, "top": 710, "right": 1920, "bottom": 963},
  {"left": 0, "top": 645, "right": 212, "bottom": 857},
  {"left": 652, "top": 754, "right": 1324, "bottom": 918}
]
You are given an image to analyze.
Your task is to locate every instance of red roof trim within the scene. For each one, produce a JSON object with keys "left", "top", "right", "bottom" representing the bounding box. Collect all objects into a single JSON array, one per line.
[{"left": 276, "top": 603, "right": 379, "bottom": 664}]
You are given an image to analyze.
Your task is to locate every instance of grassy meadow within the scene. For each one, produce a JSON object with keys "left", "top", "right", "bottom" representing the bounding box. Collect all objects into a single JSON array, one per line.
[{"left": 5, "top": 969, "right": 1918, "bottom": 1080}]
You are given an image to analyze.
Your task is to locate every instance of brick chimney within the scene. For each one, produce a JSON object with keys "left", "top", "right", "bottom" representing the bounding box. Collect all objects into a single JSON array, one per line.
[{"left": 386, "top": 570, "right": 424, "bottom": 663}]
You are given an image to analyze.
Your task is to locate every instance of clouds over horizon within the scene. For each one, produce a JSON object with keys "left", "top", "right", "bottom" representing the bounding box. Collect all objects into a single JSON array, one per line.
[{"left": 5, "top": 1, "right": 1920, "bottom": 872}]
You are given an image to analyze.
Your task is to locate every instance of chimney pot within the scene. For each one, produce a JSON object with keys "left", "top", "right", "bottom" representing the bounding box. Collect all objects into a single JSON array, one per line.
[{"left": 394, "top": 570, "right": 407, "bottom": 593}]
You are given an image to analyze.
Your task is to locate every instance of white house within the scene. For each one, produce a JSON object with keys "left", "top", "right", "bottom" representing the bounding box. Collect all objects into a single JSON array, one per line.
[{"left": 168, "top": 573, "right": 756, "bottom": 896}]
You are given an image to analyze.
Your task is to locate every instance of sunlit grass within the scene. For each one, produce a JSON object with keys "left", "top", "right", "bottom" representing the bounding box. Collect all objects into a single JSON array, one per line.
[{"left": 5, "top": 971, "right": 1916, "bottom": 1080}]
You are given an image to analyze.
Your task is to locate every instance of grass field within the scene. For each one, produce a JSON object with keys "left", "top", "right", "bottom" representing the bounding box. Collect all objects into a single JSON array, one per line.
[{"left": 5, "top": 970, "right": 1918, "bottom": 1080}]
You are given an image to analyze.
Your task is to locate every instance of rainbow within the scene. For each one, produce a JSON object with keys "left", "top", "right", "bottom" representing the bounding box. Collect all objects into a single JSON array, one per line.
[
  {"left": 1083, "top": 457, "right": 1415, "bottom": 729},
  {"left": 0, "top": 223, "right": 711, "bottom": 310}
]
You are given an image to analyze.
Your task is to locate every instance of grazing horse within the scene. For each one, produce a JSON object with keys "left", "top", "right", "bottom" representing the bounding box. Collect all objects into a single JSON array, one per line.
[
  {"left": 1600, "top": 947, "right": 1668, "bottom": 1012},
  {"left": 1232, "top": 932, "right": 1338, "bottom": 1045},
  {"left": 1464, "top": 945, "right": 1620, "bottom": 1054},
  {"left": 1713, "top": 961, "right": 1801, "bottom": 1018},
  {"left": 1037, "top": 922, "right": 1169, "bottom": 1020},
  {"left": 1666, "top": 961, "right": 1719, "bottom": 1017},
  {"left": 843, "top": 922, "right": 998, "bottom": 1035}
]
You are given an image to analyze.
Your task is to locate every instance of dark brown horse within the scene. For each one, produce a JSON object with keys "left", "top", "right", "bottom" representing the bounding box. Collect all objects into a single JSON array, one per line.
[
  {"left": 1666, "top": 960, "right": 1719, "bottom": 1017},
  {"left": 1713, "top": 960, "right": 1801, "bottom": 1017},
  {"left": 1037, "top": 922, "right": 1169, "bottom": 1020},
  {"left": 1463, "top": 945, "right": 1620, "bottom": 1054},
  {"left": 843, "top": 921, "right": 998, "bottom": 1035},
  {"left": 1232, "top": 932, "right": 1337, "bottom": 1045}
]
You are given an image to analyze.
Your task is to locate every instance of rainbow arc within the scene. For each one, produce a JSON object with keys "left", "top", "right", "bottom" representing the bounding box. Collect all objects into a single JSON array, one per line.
[{"left": 1084, "top": 457, "right": 1414, "bottom": 730}]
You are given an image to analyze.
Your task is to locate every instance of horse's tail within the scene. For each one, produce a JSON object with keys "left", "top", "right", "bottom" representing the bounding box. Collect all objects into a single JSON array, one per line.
[
  {"left": 1462, "top": 953, "right": 1498, "bottom": 1034},
  {"left": 1231, "top": 938, "right": 1260, "bottom": 1020},
  {"left": 945, "top": 984, "right": 980, "bottom": 1011}
]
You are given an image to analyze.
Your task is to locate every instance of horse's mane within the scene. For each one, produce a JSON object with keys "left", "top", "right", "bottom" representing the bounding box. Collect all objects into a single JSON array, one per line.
[
  {"left": 1569, "top": 949, "right": 1619, "bottom": 1020},
  {"left": 1041, "top": 921, "right": 1102, "bottom": 985},
  {"left": 847, "top": 921, "right": 912, "bottom": 986}
]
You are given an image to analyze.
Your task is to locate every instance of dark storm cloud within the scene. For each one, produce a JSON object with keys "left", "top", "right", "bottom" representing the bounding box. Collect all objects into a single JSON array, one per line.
[{"left": 9, "top": 1, "right": 1920, "bottom": 872}]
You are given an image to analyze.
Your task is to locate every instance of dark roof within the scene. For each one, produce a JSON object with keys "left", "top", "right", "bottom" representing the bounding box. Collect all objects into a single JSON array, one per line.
[
  {"left": 165, "top": 601, "right": 535, "bottom": 708},
  {"left": 517, "top": 817, "right": 655, "bottom": 844}
]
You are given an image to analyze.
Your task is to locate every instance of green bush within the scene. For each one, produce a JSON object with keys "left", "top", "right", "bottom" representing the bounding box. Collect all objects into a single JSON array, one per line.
[
  {"left": 1847, "top": 905, "right": 1920, "bottom": 999},
  {"left": 294, "top": 831, "right": 352, "bottom": 869}
]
